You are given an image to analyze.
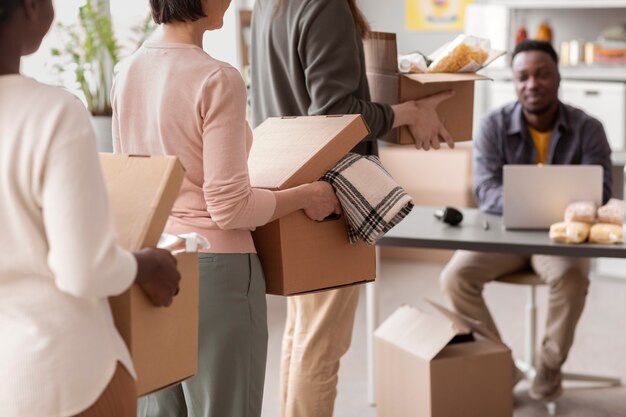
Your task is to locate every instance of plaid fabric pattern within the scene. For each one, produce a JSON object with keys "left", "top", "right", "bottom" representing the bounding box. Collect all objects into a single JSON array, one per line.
[{"left": 322, "top": 153, "right": 414, "bottom": 245}]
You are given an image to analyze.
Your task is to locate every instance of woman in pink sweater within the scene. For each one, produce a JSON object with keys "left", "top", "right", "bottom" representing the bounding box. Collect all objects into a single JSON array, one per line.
[{"left": 111, "top": 1, "right": 340, "bottom": 416}]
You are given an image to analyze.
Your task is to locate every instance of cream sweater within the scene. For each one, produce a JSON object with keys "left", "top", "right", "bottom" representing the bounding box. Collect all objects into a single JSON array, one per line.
[
  {"left": 112, "top": 42, "right": 277, "bottom": 253},
  {"left": 0, "top": 75, "right": 137, "bottom": 417}
]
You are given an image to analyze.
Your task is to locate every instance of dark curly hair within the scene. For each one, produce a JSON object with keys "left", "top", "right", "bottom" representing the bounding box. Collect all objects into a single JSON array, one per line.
[
  {"left": 149, "top": 0, "right": 206, "bottom": 24},
  {"left": 0, "top": 0, "right": 22, "bottom": 23},
  {"left": 512, "top": 40, "right": 558, "bottom": 64}
]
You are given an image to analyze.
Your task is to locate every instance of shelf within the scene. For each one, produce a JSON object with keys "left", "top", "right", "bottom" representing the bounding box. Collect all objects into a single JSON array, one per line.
[
  {"left": 482, "top": 65, "right": 626, "bottom": 82},
  {"left": 489, "top": 0, "right": 626, "bottom": 8}
]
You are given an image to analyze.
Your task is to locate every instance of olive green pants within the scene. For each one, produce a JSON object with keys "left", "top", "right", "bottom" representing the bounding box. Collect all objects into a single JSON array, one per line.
[{"left": 138, "top": 253, "right": 268, "bottom": 417}]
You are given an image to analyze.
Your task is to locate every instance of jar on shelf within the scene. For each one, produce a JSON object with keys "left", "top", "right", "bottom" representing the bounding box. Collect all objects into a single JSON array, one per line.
[
  {"left": 515, "top": 26, "right": 528, "bottom": 45},
  {"left": 536, "top": 21, "right": 553, "bottom": 43},
  {"left": 584, "top": 42, "right": 596, "bottom": 65}
]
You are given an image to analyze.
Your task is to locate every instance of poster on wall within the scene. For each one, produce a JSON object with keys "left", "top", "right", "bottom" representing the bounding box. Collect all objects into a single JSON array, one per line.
[{"left": 406, "top": 0, "right": 475, "bottom": 31}]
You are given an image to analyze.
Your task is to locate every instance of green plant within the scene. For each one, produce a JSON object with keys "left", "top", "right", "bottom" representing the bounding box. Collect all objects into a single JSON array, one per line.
[{"left": 51, "top": 0, "right": 156, "bottom": 116}]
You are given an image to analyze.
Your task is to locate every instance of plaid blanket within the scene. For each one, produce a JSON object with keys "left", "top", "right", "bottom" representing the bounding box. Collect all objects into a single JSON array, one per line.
[{"left": 322, "top": 153, "right": 414, "bottom": 245}]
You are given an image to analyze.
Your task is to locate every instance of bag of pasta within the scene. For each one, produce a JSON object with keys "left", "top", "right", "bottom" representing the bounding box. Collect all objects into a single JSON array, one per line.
[
  {"left": 427, "top": 35, "right": 490, "bottom": 73},
  {"left": 564, "top": 200, "right": 597, "bottom": 223},
  {"left": 597, "top": 198, "right": 624, "bottom": 225},
  {"left": 549, "top": 221, "right": 590, "bottom": 244},
  {"left": 589, "top": 223, "right": 623, "bottom": 244}
]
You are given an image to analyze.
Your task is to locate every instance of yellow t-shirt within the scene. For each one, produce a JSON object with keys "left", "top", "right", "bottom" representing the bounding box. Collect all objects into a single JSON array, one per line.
[{"left": 528, "top": 126, "right": 552, "bottom": 164}]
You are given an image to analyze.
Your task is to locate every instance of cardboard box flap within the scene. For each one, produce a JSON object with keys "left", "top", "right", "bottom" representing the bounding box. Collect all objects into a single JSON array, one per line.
[
  {"left": 402, "top": 72, "right": 491, "bottom": 84},
  {"left": 427, "top": 300, "right": 502, "bottom": 344},
  {"left": 363, "top": 32, "right": 398, "bottom": 74},
  {"left": 99, "top": 154, "right": 185, "bottom": 251},
  {"left": 374, "top": 305, "right": 462, "bottom": 361},
  {"left": 248, "top": 115, "right": 370, "bottom": 190}
]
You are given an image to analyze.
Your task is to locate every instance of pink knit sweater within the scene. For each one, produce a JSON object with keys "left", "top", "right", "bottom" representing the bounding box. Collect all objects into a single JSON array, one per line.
[{"left": 112, "top": 42, "right": 276, "bottom": 253}]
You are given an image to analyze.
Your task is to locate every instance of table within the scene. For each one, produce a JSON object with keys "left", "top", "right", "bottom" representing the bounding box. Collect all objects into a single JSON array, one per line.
[{"left": 365, "top": 205, "right": 626, "bottom": 404}]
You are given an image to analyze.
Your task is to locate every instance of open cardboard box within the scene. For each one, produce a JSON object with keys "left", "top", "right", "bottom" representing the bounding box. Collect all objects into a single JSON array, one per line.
[
  {"left": 248, "top": 115, "right": 376, "bottom": 295},
  {"left": 364, "top": 32, "right": 492, "bottom": 145},
  {"left": 378, "top": 143, "right": 475, "bottom": 262},
  {"left": 375, "top": 301, "right": 512, "bottom": 417},
  {"left": 100, "top": 154, "right": 199, "bottom": 397}
]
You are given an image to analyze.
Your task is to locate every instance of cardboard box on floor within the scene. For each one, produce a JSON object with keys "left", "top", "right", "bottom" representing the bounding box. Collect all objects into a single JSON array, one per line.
[
  {"left": 100, "top": 154, "right": 199, "bottom": 397},
  {"left": 248, "top": 115, "right": 376, "bottom": 295},
  {"left": 375, "top": 302, "right": 512, "bottom": 417},
  {"left": 378, "top": 143, "right": 475, "bottom": 262},
  {"left": 363, "top": 32, "right": 490, "bottom": 145}
]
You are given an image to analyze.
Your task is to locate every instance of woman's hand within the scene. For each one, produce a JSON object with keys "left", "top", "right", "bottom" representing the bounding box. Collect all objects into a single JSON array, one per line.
[
  {"left": 303, "top": 181, "right": 342, "bottom": 221},
  {"left": 392, "top": 90, "right": 455, "bottom": 151},
  {"left": 133, "top": 247, "right": 181, "bottom": 307}
]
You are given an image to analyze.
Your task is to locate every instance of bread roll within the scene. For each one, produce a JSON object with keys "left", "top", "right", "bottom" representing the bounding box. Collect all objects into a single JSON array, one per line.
[
  {"left": 549, "top": 221, "right": 590, "bottom": 243},
  {"left": 597, "top": 198, "right": 624, "bottom": 225},
  {"left": 589, "top": 223, "right": 623, "bottom": 244},
  {"left": 564, "top": 200, "right": 596, "bottom": 223}
]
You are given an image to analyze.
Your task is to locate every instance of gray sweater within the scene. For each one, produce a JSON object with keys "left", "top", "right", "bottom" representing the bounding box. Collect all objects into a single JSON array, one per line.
[{"left": 250, "top": 0, "right": 394, "bottom": 156}]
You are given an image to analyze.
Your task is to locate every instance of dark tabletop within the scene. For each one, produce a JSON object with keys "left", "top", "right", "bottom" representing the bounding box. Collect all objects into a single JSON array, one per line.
[{"left": 379, "top": 206, "right": 626, "bottom": 259}]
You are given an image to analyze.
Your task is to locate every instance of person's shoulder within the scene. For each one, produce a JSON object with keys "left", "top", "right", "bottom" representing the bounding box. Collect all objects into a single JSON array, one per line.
[
  {"left": 561, "top": 102, "right": 603, "bottom": 130},
  {"left": 195, "top": 58, "right": 246, "bottom": 104},
  {"left": 201, "top": 59, "right": 244, "bottom": 88},
  {"left": 169, "top": 47, "right": 242, "bottom": 85},
  {"left": 7, "top": 76, "right": 92, "bottom": 149},
  {"left": 301, "top": 0, "right": 350, "bottom": 18},
  {"left": 17, "top": 76, "right": 89, "bottom": 118},
  {"left": 484, "top": 101, "right": 517, "bottom": 121},
  {"left": 480, "top": 101, "right": 518, "bottom": 130}
]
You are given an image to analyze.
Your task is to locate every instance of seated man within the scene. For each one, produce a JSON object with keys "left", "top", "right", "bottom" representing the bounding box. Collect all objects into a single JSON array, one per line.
[{"left": 440, "top": 40, "right": 612, "bottom": 401}]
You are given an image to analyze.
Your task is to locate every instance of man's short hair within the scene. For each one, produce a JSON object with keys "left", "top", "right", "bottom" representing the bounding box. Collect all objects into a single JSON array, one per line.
[
  {"left": 149, "top": 0, "right": 206, "bottom": 24},
  {"left": 0, "top": 0, "right": 22, "bottom": 24},
  {"left": 511, "top": 40, "right": 558, "bottom": 64}
]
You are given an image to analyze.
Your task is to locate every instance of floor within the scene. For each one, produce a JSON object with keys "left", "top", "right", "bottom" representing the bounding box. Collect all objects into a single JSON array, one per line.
[{"left": 261, "top": 257, "right": 626, "bottom": 417}]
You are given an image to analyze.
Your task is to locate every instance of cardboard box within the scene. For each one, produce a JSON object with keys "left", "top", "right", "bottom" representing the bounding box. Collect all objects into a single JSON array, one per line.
[
  {"left": 375, "top": 302, "right": 512, "bottom": 417},
  {"left": 378, "top": 143, "right": 475, "bottom": 262},
  {"left": 248, "top": 115, "right": 376, "bottom": 295},
  {"left": 100, "top": 154, "right": 199, "bottom": 396},
  {"left": 363, "top": 32, "right": 490, "bottom": 145}
]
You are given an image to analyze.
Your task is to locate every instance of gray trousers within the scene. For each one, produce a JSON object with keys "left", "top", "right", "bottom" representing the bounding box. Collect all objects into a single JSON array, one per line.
[
  {"left": 138, "top": 253, "right": 268, "bottom": 417},
  {"left": 440, "top": 250, "right": 590, "bottom": 370}
]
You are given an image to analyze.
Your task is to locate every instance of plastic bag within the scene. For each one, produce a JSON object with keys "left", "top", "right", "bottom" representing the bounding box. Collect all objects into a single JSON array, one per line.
[
  {"left": 597, "top": 198, "right": 624, "bottom": 225},
  {"left": 564, "top": 200, "right": 597, "bottom": 223},
  {"left": 589, "top": 223, "right": 624, "bottom": 244},
  {"left": 427, "top": 35, "right": 490, "bottom": 73},
  {"left": 158, "top": 232, "right": 211, "bottom": 254},
  {"left": 549, "top": 221, "right": 590, "bottom": 244}
]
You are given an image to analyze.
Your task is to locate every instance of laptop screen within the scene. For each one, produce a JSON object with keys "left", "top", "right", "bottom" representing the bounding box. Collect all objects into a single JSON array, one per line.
[{"left": 503, "top": 165, "right": 603, "bottom": 230}]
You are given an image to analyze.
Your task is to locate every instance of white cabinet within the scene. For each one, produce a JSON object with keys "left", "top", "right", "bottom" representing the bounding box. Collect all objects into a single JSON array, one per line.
[
  {"left": 488, "top": 80, "right": 517, "bottom": 111},
  {"left": 561, "top": 80, "right": 626, "bottom": 151},
  {"left": 486, "top": 0, "right": 626, "bottom": 8}
]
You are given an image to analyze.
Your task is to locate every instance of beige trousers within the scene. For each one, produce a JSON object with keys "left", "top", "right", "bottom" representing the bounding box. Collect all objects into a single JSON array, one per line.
[
  {"left": 280, "top": 286, "right": 360, "bottom": 417},
  {"left": 440, "top": 250, "right": 590, "bottom": 370}
]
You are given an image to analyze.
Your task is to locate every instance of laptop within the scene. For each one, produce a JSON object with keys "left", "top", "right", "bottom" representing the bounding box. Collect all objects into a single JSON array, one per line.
[{"left": 503, "top": 165, "right": 603, "bottom": 230}]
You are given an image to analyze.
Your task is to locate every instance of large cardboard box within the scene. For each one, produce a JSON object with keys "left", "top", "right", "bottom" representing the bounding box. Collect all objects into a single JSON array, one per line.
[
  {"left": 375, "top": 303, "right": 512, "bottom": 417},
  {"left": 364, "top": 32, "right": 490, "bottom": 145},
  {"left": 378, "top": 143, "right": 475, "bottom": 262},
  {"left": 100, "top": 154, "right": 199, "bottom": 396},
  {"left": 248, "top": 115, "right": 376, "bottom": 295}
]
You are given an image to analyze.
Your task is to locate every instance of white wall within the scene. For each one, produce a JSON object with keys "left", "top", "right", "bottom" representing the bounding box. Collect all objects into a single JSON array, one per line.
[
  {"left": 21, "top": 0, "right": 84, "bottom": 84},
  {"left": 358, "top": 0, "right": 464, "bottom": 56},
  {"left": 203, "top": 2, "right": 241, "bottom": 69}
]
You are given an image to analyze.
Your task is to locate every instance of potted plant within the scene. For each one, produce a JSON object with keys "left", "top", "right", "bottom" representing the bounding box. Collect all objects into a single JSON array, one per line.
[{"left": 51, "top": 0, "right": 155, "bottom": 152}]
